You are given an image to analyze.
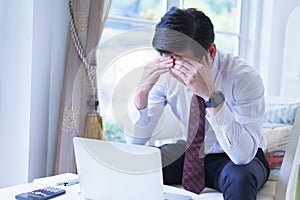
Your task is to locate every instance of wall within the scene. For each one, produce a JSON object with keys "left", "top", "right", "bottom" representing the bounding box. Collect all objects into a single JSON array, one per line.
[
  {"left": 0, "top": 0, "right": 68, "bottom": 188},
  {"left": 27, "top": 0, "right": 52, "bottom": 182},
  {"left": 46, "top": 0, "right": 68, "bottom": 176},
  {"left": 280, "top": 6, "right": 300, "bottom": 98},
  {"left": 0, "top": 0, "right": 34, "bottom": 188},
  {"left": 240, "top": 0, "right": 300, "bottom": 96},
  {"left": 257, "top": 0, "right": 300, "bottom": 96},
  {"left": 265, "top": 0, "right": 298, "bottom": 96},
  {"left": 0, "top": 1, "right": 2, "bottom": 51}
]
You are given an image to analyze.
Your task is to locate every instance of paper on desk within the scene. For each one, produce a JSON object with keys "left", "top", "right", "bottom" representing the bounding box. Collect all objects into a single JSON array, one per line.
[
  {"left": 53, "top": 192, "right": 85, "bottom": 200},
  {"left": 164, "top": 192, "right": 191, "bottom": 200},
  {"left": 163, "top": 185, "right": 211, "bottom": 200},
  {"left": 33, "top": 173, "right": 80, "bottom": 194}
]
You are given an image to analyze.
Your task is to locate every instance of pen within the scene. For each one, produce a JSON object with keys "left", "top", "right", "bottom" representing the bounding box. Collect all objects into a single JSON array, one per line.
[{"left": 56, "top": 179, "right": 79, "bottom": 186}]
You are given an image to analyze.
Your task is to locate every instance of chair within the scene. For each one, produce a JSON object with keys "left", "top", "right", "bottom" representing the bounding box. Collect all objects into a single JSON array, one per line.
[{"left": 275, "top": 107, "right": 300, "bottom": 200}]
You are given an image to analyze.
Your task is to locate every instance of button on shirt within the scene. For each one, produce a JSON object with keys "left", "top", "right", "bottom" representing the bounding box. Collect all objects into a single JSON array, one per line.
[{"left": 125, "top": 50, "right": 267, "bottom": 165}]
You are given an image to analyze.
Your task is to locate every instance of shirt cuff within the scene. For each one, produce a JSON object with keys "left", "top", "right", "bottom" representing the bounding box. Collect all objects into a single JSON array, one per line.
[
  {"left": 125, "top": 135, "right": 150, "bottom": 145},
  {"left": 136, "top": 108, "right": 151, "bottom": 127},
  {"left": 128, "top": 97, "right": 150, "bottom": 127},
  {"left": 206, "top": 104, "right": 233, "bottom": 147}
]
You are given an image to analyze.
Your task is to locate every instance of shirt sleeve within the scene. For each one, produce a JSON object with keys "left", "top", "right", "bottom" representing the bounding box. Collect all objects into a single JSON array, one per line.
[
  {"left": 125, "top": 84, "right": 167, "bottom": 145},
  {"left": 207, "top": 72, "right": 265, "bottom": 165}
]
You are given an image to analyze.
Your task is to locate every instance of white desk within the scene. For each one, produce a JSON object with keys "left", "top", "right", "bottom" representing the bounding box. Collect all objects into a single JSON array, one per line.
[{"left": 0, "top": 173, "right": 205, "bottom": 200}]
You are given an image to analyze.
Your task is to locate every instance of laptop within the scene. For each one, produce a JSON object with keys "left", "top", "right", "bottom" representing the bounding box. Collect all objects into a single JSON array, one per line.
[{"left": 73, "top": 137, "right": 191, "bottom": 200}]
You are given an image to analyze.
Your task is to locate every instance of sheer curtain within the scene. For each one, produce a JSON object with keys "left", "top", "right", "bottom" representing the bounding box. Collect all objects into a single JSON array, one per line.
[{"left": 55, "top": 0, "right": 111, "bottom": 174}]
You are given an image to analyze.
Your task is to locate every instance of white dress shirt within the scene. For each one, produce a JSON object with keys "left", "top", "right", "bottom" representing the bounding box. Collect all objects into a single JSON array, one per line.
[{"left": 125, "top": 50, "right": 267, "bottom": 165}]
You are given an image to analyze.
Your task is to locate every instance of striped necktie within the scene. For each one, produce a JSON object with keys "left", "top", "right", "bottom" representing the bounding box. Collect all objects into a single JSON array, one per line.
[{"left": 182, "top": 94, "right": 206, "bottom": 194}]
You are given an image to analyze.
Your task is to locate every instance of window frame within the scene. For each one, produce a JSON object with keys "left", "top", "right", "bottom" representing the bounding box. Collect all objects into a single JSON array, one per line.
[{"left": 106, "top": 0, "right": 246, "bottom": 56}]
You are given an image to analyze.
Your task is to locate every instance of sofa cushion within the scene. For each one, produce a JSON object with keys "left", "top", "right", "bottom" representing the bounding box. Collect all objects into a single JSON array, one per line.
[
  {"left": 264, "top": 96, "right": 300, "bottom": 125},
  {"left": 263, "top": 125, "right": 293, "bottom": 180}
]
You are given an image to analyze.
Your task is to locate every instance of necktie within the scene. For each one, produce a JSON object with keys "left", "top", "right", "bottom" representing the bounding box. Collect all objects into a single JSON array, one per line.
[{"left": 182, "top": 95, "right": 206, "bottom": 194}]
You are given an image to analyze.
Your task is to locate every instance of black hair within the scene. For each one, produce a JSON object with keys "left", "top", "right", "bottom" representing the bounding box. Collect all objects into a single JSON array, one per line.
[{"left": 152, "top": 7, "right": 215, "bottom": 58}]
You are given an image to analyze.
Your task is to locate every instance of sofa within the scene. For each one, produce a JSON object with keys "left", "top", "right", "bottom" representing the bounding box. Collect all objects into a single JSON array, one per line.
[{"left": 149, "top": 96, "right": 300, "bottom": 200}]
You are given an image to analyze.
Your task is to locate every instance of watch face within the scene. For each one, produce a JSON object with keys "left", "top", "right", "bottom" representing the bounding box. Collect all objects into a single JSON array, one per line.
[
  {"left": 211, "top": 91, "right": 225, "bottom": 107},
  {"left": 214, "top": 94, "right": 223, "bottom": 103}
]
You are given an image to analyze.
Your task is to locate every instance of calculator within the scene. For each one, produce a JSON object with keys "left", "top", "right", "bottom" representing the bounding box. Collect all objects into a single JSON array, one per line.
[{"left": 15, "top": 186, "right": 66, "bottom": 200}]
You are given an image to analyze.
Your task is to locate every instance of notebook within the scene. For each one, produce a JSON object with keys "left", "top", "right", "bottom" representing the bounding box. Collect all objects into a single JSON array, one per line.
[{"left": 73, "top": 137, "right": 192, "bottom": 200}]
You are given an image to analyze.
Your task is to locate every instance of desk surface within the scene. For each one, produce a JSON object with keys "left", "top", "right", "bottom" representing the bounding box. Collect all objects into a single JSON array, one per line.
[{"left": 0, "top": 173, "right": 205, "bottom": 200}]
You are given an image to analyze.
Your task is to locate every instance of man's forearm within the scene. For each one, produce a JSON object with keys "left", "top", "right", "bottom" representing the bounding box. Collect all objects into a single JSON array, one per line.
[{"left": 134, "top": 87, "right": 150, "bottom": 110}]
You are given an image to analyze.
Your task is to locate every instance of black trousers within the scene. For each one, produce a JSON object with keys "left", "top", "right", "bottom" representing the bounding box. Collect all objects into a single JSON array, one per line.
[{"left": 159, "top": 142, "right": 270, "bottom": 200}]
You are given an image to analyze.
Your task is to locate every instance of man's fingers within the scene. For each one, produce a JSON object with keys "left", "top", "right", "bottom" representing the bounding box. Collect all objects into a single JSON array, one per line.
[
  {"left": 151, "top": 68, "right": 170, "bottom": 78},
  {"left": 169, "top": 70, "right": 185, "bottom": 84},
  {"left": 173, "top": 58, "right": 198, "bottom": 77},
  {"left": 170, "top": 68, "right": 188, "bottom": 84},
  {"left": 174, "top": 55, "right": 205, "bottom": 71},
  {"left": 173, "top": 63, "right": 192, "bottom": 76},
  {"left": 148, "top": 57, "right": 174, "bottom": 70}
]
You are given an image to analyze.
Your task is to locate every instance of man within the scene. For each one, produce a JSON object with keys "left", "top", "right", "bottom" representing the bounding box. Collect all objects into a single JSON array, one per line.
[{"left": 125, "top": 7, "right": 269, "bottom": 200}]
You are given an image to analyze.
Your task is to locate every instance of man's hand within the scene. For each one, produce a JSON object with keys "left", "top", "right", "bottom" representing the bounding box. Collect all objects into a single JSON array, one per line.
[
  {"left": 134, "top": 56, "right": 174, "bottom": 109},
  {"left": 170, "top": 56, "right": 217, "bottom": 101}
]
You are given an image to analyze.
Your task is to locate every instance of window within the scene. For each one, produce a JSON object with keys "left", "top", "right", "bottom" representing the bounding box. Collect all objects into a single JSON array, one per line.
[
  {"left": 183, "top": 0, "right": 241, "bottom": 54},
  {"left": 97, "top": 0, "right": 243, "bottom": 141}
]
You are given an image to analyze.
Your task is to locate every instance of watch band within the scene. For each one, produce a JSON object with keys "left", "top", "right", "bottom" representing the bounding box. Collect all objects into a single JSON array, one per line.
[{"left": 203, "top": 99, "right": 211, "bottom": 108}]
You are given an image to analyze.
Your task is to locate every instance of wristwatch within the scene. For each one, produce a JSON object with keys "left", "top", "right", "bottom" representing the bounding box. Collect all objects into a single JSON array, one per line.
[{"left": 203, "top": 91, "right": 225, "bottom": 108}]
